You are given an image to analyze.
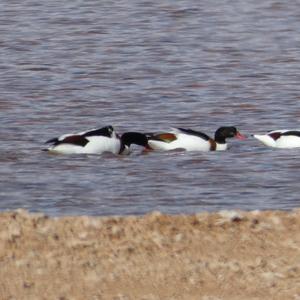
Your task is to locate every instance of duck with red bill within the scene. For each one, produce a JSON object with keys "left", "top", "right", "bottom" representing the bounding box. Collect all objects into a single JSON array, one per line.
[{"left": 146, "top": 126, "right": 246, "bottom": 151}]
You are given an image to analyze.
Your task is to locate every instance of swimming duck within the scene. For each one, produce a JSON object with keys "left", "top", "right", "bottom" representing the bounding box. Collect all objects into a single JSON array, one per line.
[
  {"left": 253, "top": 130, "right": 300, "bottom": 148},
  {"left": 45, "top": 125, "right": 150, "bottom": 154},
  {"left": 146, "top": 126, "right": 246, "bottom": 151}
]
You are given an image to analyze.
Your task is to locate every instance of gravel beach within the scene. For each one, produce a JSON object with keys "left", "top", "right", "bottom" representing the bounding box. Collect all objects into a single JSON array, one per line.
[{"left": 0, "top": 209, "right": 300, "bottom": 300}]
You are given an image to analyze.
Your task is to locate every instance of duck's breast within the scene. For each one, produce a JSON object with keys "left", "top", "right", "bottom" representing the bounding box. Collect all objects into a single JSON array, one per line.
[{"left": 215, "top": 143, "right": 227, "bottom": 151}]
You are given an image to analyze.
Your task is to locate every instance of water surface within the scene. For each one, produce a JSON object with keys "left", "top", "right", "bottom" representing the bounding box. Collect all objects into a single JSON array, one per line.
[{"left": 1, "top": 0, "right": 300, "bottom": 216}]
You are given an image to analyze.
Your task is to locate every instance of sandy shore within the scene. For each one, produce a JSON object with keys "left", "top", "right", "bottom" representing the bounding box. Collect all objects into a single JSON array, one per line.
[{"left": 0, "top": 209, "right": 299, "bottom": 300}]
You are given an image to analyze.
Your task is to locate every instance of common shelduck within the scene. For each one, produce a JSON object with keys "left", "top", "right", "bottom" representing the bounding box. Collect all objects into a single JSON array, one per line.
[
  {"left": 146, "top": 126, "right": 246, "bottom": 151},
  {"left": 44, "top": 125, "right": 150, "bottom": 154},
  {"left": 253, "top": 130, "right": 300, "bottom": 148}
]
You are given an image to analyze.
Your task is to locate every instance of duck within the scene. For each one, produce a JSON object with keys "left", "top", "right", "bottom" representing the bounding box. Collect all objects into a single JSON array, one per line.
[
  {"left": 146, "top": 126, "right": 246, "bottom": 151},
  {"left": 253, "top": 130, "right": 300, "bottom": 148},
  {"left": 44, "top": 125, "right": 150, "bottom": 154}
]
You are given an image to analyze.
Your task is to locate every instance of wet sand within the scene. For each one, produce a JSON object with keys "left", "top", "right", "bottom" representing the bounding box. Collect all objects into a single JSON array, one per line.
[{"left": 0, "top": 209, "right": 300, "bottom": 300}]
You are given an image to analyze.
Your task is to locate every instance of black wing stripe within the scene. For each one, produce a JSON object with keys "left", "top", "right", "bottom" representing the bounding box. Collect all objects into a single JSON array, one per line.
[
  {"left": 83, "top": 126, "right": 113, "bottom": 138},
  {"left": 45, "top": 137, "right": 59, "bottom": 144},
  {"left": 281, "top": 131, "right": 300, "bottom": 137},
  {"left": 177, "top": 128, "right": 210, "bottom": 141}
]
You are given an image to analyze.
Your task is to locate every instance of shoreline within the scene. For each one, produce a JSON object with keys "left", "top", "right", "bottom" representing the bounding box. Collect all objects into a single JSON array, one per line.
[{"left": 0, "top": 209, "right": 299, "bottom": 299}]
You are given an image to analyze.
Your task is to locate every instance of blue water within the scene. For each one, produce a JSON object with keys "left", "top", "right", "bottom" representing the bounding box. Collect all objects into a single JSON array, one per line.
[{"left": 1, "top": 0, "right": 300, "bottom": 216}]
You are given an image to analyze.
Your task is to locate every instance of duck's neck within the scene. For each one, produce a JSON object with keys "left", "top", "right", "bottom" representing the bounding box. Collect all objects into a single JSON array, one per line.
[
  {"left": 214, "top": 131, "right": 228, "bottom": 150},
  {"left": 119, "top": 132, "right": 149, "bottom": 154},
  {"left": 214, "top": 133, "right": 226, "bottom": 145}
]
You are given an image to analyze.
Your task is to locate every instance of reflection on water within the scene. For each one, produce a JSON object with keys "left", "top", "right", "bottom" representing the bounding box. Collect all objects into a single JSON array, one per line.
[{"left": 1, "top": 0, "right": 300, "bottom": 216}]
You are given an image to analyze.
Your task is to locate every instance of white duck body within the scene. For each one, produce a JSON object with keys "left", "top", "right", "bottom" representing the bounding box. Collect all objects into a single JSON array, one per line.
[
  {"left": 49, "top": 135, "right": 121, "bottom": 154},
  {"left": 45, "top": 126, "right": 121, "bottom": 155},
  {"left": 147, "top": 128, "right": 212, "bottom": 151},
  {"left": 253, "top": 130, "right": 300, "bottom": 148}
]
